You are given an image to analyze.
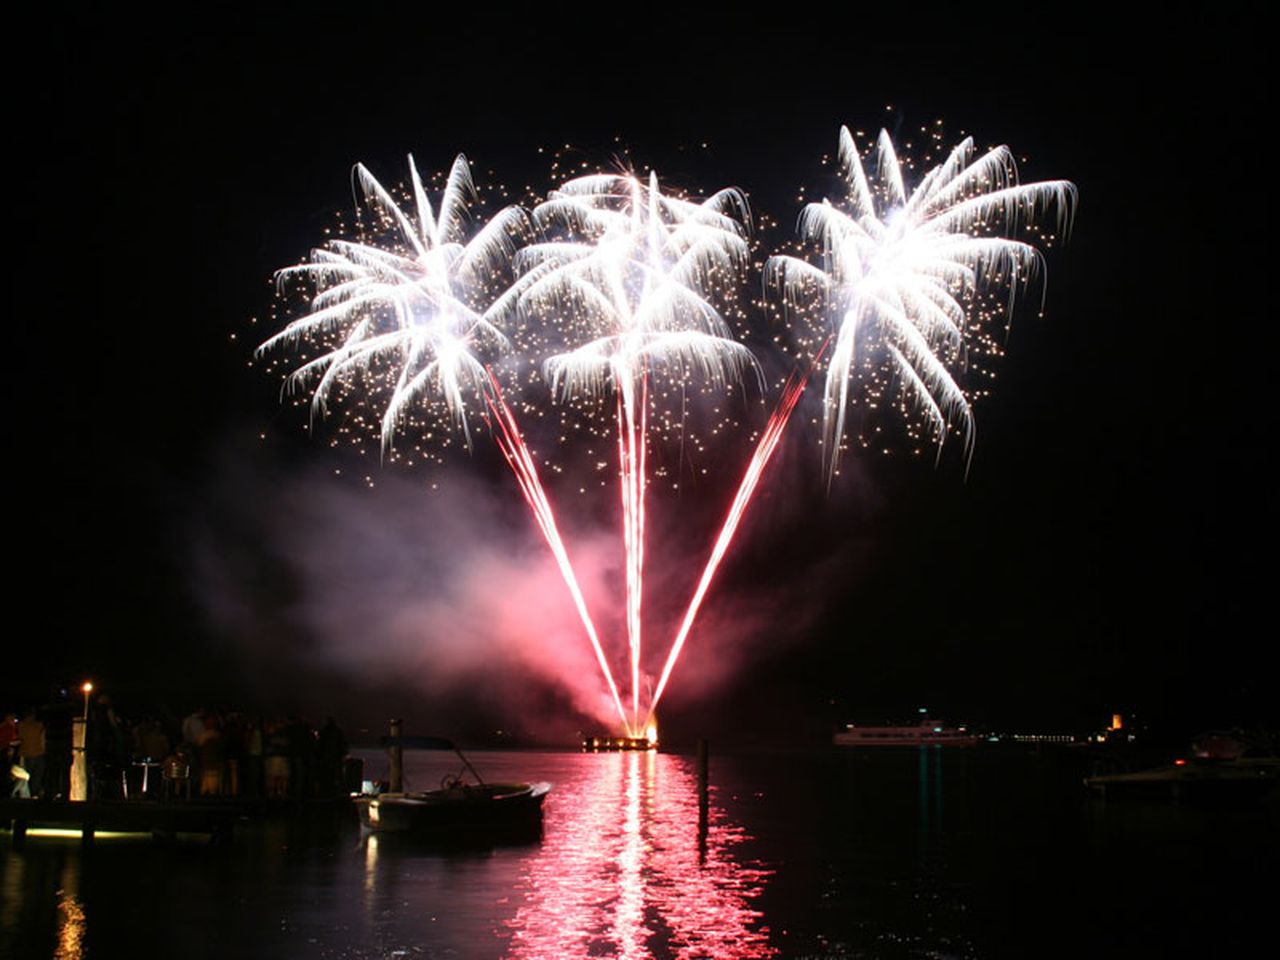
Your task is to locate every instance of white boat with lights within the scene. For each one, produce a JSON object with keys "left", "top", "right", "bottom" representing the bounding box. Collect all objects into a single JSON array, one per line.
[{"left": 835, "top": 712, "right": 978, "bottom": 747}]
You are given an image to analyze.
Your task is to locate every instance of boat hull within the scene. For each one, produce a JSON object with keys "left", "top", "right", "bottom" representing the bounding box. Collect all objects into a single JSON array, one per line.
[
  {"left": 1085, "top": 760, "right": 1279, "bottom": 800},
  {"left": 355, "top": 782, "right": 550, "bottom": 837},
  {"left": 835, "top": 721, "right": 977, "bottom": 747}
]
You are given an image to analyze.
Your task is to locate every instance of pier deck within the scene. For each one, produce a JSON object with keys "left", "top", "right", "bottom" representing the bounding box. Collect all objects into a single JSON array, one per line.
[{"left": 2, "top": 797, "right": 256, "bottom": 845}]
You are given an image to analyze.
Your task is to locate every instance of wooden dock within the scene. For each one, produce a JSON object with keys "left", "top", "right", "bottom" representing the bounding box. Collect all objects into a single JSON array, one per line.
[{"left": 2, "top": 798, "right": 252, "bottom": 846}]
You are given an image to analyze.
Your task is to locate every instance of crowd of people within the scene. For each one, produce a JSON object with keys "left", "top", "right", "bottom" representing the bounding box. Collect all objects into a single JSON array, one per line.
[{"left": 3, "top": 692, "right": 351, "bottom": 802}]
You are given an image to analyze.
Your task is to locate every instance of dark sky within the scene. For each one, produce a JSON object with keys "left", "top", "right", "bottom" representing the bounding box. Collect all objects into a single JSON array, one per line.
[{"left": 7, "top": 5, "right": 1271, "bottom": 742}]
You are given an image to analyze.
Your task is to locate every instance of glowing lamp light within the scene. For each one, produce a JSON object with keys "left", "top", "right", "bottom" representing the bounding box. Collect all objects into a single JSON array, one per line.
[
  {"left": 80, "top": 681, "right": 93, "bottom": 719},
  {"left": 27, "top": 828, "right": 146, "bottom": 840}
]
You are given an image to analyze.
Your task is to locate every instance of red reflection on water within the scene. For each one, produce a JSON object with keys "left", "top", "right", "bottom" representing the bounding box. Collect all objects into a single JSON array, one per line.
[{"left": 504, "top": 752, "right": 775, "bottom": 959}]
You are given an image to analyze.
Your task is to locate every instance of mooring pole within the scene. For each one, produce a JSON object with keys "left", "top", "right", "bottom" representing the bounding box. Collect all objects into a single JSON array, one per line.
[
  {"left": 696, "top": 738, "right": 709, "bottom": 831},
  {"left": 388, "top": 718, "right": 403, "bottom": 793}
]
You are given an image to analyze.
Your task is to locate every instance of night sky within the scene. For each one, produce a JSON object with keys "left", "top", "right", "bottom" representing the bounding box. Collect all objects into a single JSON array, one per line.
[{"left": 8, "top": 6, "right": 1271, "bottom": 744}]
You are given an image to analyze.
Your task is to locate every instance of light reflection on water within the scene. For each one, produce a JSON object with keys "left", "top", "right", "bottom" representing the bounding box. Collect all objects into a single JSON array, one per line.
[
  {"left": 503, "top": 751, "right": 774, "bottom": 959},
  {"left": 53, "top": 858, "right": 85, "bottom": 960},
  {"left": 342, "top": 748, "right": 774, "bottom": 958},
  {"left": 4, "top": 748, "right": 1274, "bottom": 959}
]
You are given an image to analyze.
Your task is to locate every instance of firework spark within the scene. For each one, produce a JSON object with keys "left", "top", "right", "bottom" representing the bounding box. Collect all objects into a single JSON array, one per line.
[{"left": 767, "top": 127, "right": 1076, "bottom": 477}]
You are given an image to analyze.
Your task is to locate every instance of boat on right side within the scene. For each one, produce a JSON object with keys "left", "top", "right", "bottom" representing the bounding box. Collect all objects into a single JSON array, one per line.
[{"left": 1084, "top": 757, "right": 1279, "bottom": 799}]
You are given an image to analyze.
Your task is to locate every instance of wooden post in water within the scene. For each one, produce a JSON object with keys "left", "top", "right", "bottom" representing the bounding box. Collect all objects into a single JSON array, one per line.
[
  {"left": 11, "top": 818, "right": 26, "bottom": 849},
  {"left": 696, "top": 739, "right": 709, "bottom": 832},
  {"left": 388, "top": 718, "right": 403, "bottom": 793}
]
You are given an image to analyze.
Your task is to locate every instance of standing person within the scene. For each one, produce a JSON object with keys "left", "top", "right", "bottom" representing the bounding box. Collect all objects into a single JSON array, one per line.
[
  {"left": 17, "top": 709, "right": 46, "bottom": 799},
  {"left": 223, "top": 713, "right": 244, "bottom": 797},
  {"left": 244, "top": 717, "right": 264, "bottom": 800},
  {"left": 285, "top": 716, "right": 313, "bottom": 800},
  {"left": 264, "top": 720, "right": 291, "bottom": 800},
  {"left": 197, "top": 714, "right": 225, "bottom": 796},
  {"left": 181, "top": 707, "right": 205, "bottom": 788},
  {"left": 0, "top": 712, "right": 17, "bottom": 759},
  {"left": 41, "top": 691, "right": 73, "bottom": 800},
  {"left": 134, "top": 716, "right": 170, "bottom": 799},
  {"left": 317, "top": 716, "right": 348, "bottom": 798},
  {"left": 137, "top": 716, "right": 171, "bottom": 763},
  {"left": 87, "top": 695, "right": 128, "bottom": 799},
  {"left": 181, "top": 707, "right": 205, "bottom": 747},
  {"left": 2, "top": 713, "right": 21, "bottom": 797}
]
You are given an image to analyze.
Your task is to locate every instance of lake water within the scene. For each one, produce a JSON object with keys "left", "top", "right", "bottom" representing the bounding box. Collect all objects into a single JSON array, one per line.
[{"left": 3, "top": 747, "right": 1277, "bottom": 959}]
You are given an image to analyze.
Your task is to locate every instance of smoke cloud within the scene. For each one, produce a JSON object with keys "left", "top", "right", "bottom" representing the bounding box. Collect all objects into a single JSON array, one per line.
[{"left": 192, "top": 406, "right": 875, "bottom": 737}]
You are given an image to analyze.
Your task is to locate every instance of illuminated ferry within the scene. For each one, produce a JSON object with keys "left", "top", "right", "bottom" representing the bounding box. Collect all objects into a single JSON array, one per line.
[{"left": 834, "top": 710, "right": 978, "bottom": 747}]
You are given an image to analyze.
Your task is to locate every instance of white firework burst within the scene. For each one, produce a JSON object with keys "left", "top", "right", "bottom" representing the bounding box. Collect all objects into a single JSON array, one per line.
[
  {"left": 517, "top": 170, "right": 759, "bottom": 407},
  {"left": 258, "top": 153, "right": 531, "bottom": 451},
  {"left": 768, "top": 126, "right": 1076, "bottom": 474},
  {"left": 513, "top": 170, "right": 759, "bottom": 727}
]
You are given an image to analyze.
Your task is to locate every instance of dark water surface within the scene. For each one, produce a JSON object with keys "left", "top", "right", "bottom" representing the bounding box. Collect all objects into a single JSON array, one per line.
[{"left": 3, "top": 747, "right": 1277, "bottom": 959}]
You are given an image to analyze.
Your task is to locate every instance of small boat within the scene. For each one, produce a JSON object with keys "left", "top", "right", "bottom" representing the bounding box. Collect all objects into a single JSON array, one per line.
[
  {"left": 355, "top": 736, "right": 550, "bottom": 837},
  {"left": 1085, "top": 757, "right": 1280, "bottom": 800}
]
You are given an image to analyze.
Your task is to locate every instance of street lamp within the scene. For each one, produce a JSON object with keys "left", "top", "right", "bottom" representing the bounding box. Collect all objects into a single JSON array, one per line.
[{"left": 71, "top": 681, "right": 94, "bottom": 801}]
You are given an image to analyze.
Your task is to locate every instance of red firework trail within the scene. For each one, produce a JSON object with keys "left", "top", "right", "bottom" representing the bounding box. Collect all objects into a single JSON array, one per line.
[
  {"left": 616, "top": 373, "right": 648, "bottom": 730},
  {"left": 645, "top": 365, "right": 812, "bottom": 725},
  {"left": 483, "top": 370, "right": 633, "bottom": 735}
]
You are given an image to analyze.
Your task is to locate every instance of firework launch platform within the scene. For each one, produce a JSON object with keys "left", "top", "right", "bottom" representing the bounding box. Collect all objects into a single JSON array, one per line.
[{"left": 581, "top": 735, "right": 657, "bottom": 751}]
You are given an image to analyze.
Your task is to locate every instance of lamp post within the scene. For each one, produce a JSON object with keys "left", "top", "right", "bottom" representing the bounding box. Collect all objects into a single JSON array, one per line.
[{"left": 70, "top": 680, "right": 92, "bottom": 802}]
